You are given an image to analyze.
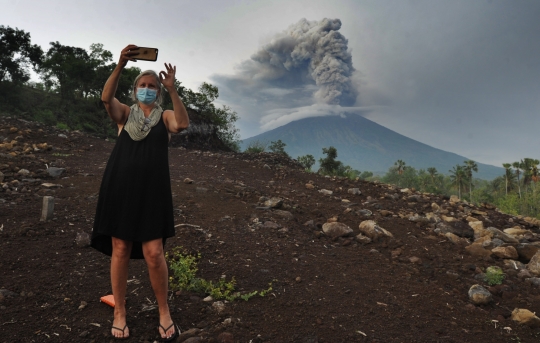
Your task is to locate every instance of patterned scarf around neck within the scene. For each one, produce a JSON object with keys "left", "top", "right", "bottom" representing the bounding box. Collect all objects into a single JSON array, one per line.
[{"left": 123, "top": 104, "right": 163, "bottom": 141}]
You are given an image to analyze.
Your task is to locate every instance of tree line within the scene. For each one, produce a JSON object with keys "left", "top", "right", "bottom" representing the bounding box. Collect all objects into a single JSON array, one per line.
[
  {"left": 245, "top": 140, "right": 540, "bottom": 219},
  {"left": 0, "top": 25, "right": 239, "bottom": 149}
]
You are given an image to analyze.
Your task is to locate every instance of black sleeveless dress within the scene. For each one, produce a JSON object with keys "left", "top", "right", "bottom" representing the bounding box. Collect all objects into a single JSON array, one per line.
[{"left": 91, "top": 114, "right": 175, "bottom": 259}]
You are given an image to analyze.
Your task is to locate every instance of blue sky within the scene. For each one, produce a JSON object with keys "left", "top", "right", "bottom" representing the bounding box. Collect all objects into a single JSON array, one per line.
[{"left": 2, "top": 0, "right": 539, "bottom": 167}]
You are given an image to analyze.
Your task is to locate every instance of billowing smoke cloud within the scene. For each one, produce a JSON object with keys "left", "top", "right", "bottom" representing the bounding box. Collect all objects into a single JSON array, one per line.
[
  {"left": 211, "top": 18, "right": 360, "bottom": 137},
  {"left": 248, "top": 18, "right": 357, "bottom": 105}
]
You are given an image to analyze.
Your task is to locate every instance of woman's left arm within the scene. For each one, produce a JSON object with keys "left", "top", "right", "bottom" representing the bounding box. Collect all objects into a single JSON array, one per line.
[{"left": 160, "top": 63, "right": 189, "bottom": 133}]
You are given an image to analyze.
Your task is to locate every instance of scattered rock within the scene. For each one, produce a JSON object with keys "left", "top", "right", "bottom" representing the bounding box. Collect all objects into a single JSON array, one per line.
[
  {"left": 465, "top": 243, "right": 492, "bottom": 259},
  {"left": 264, "top": 197, "right": 283, "bottom": 208},
  {"left": 318, "top": 189, "right": 333, "bottom": 195},
  {"left": 526, "top": 278, "right": 540, "bottom": 287},
  {"left": 444, "top": 232, "right": 469, "bottom": 246},
  {"left": 75, "top": 232, "right": 90, "bottom": 247},
  {"left": 47, "top": 167, "right": 65, "bottom": 178},
  {"left": 516, "top": 244, "right": 539, "bottom": 263},
  {"left": 262, "top": 221, "right": 281, "bottom": 229},
  {"left": 212, "top": 301, "right": 226, "bottom": 313},
  {"left": 347, "top": 188, "right": 361, "bottom": 195},
  {"left": 217, "top": 332, "right": 235, "bottom": 343},
  {"left": 322, "top": 222, "right": 353, "bottom": 238},
  {"left": 177, "top": 328, "right": 202, "bottom": 342},
  {"left": 468, "top": 284, "right": 493, "bottom": 305},
  {"left": 409, "top": 256, "right": 422, "bottom": 264},
  {"left": 355, "top": 234, "right": 372, "bottom": 244},
  {"left": 273, "top": 209, "right": 294, "bottom": 221},
  {"left": 492, "top": 246, "right": 519, "bottom": 259},
  {"left": 511, "top": 308, "right": 540, "bottom": 328},
  {"left": 486, "top": 227, "right": 519, "bottom": 244},
  {"left": 183, "top": 178, "right": 193, "bottom": 184},
  {"left": 358, "top": 220, "right": 393, "bottom": 241},
  {"left": 527, "top": 251, "right": 540, "bottom": 276}
]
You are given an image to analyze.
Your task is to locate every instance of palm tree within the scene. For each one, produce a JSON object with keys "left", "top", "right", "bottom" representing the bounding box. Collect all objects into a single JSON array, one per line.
[
  {"left": 394, "top": 160, "right": 406, "bottom": 187},
  {"left": 502, "top": 163, "right": 513, "bottom": 196},
  {"left": 521, "top": 158, "right": 540, "bottom": 191},
  {"left": 427, "top": 167, "right": 438, "bottom": 189},
  {"left": 449, "top": 165, "right": 466, "bottom": 199},
  {"left": 464, "top": 160, "right": 478, "bottom": 203},
  {"left": 512, "top": 161, "right": 522, "bottom": 199}
]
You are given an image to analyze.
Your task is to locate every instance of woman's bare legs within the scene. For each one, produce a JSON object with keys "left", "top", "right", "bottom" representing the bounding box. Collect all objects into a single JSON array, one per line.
[
  {"left": 111, "top": 237, "right": 133, "bottom": 338},
  {"left": 142, "top": 238, "right": 175, "bottom": 339}
]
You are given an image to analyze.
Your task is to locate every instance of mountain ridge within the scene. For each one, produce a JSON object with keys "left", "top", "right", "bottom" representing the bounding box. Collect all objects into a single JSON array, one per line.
[{"left": 240, "top": 114, "right": 504, "bottom": 180}]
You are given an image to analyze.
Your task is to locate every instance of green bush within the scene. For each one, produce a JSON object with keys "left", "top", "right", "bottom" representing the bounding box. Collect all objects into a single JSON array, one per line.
[
  {"left": 244, "top": 140, "right": 267, "bottom": 154},
  {"left": 56, "top": 122, "right": 69, "bottom": 130},
  {"left": 166, "top": 246, "right": 272, "bottom": 301},
  {"left": 485, "top": 266, "right": 505, "bottom": 286},
  {"left": 33, "top": 109, "right": 56, "bottom": 126}
]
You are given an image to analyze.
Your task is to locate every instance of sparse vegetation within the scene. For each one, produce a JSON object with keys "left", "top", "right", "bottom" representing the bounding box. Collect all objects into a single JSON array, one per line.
[
  {"left": 485, "top": 266, "right": 505, "bottom": 286},
  {"left": 244, "top": 140, "right": 267, "bottom": 154},
  {"left": 166, "top": 246, "right": 272, "bottom": 301},
  {"left": 268, "top": 139, "right": 289, "bottom": 157},
  {"left": 297, "top": 154, "right": 315, "bottom": 171}
]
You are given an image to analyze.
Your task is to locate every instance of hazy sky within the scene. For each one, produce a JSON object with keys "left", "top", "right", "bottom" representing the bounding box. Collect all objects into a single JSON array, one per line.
[{"left": 2, "top": 0, "right": 539, "bottom": 167}]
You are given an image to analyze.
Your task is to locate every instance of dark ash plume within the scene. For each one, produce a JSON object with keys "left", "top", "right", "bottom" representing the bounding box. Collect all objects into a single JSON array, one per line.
[{"left": 241, "top": 18, "right": 357, "bottom": 106}]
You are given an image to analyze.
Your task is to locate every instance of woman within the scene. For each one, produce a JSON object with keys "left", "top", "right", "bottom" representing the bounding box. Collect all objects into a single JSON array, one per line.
[{"left": 91, "top": 44, "right": 189, "bottom": 341}]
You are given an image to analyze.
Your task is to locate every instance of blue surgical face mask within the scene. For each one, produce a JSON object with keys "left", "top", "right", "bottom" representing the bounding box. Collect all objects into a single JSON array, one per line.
[{"left": 136, "top": 87, "right": 157, "bottom": 105}]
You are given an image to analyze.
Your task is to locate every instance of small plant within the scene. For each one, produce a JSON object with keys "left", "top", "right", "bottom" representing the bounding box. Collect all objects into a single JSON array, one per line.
[
  {"left": 485, "top": 266, "right": 505, "bottom": 285},
  {"left": 166, "top": 246, "right": 272, "bottom": 301},
  {"left": 244, "top": 140, "right": 267, "bottom": 154},
  {"left": 56, "top": 122, "right": 69, "bottom": 130}
]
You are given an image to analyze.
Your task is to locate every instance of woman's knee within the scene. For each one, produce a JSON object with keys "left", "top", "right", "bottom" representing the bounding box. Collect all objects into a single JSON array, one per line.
[
  {"left": 112, "top": 238, "right": 132, "bottom": 258},
  {"left": 143, "top": 241, "right": 165, "bottom": 267}
]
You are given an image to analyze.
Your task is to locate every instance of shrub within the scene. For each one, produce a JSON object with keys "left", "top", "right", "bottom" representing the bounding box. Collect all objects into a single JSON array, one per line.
[
  {"left": 244, "top": 140, "right": 267, "bottom": 154},
  {"left": 56, "top": 122, "right": 69, "bottom": 130},
  {"left": 485, "top": 266, "right": 504, "bottom": 286},
  {"left": 166, "top": 246, "right": 272, "bottom": 301},
  {"left": 268, "top": 139, "right": 289, "bottom": 157}
]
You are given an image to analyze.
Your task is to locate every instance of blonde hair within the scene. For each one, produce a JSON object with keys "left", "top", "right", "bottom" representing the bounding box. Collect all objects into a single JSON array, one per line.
[{"left": 130, "top": 70, "right": 164, "bottom": 105}]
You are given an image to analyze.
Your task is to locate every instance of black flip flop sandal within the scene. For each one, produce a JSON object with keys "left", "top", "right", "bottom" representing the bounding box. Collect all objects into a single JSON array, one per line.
[
  {"left": 159, "top": 322, "right": 180, "bottom": 342},
  {"left": 111, "top": 324, "right": 129, "bottom": 340}
]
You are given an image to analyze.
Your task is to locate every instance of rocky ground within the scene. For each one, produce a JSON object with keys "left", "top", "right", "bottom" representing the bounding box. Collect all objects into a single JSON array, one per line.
[{"left": 2, "top": 115, "right": 540, "bottom": 343}]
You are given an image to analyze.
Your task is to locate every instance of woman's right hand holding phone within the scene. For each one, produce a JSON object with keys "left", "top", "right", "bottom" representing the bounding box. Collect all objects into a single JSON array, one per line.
[{"left": 119, "top": 44, "right": 139, "bottom": 67}]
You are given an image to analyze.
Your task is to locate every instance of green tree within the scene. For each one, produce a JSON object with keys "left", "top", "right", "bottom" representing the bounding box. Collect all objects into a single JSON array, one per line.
[
  {"left": 297, "top": 154, "right": 315, "bottom": 171},
  {"left": 394, "top": 159, "right": 406, "bottom": 187},
  {"left": 318, "top": 146, "right": 343, "bottom": 175},
  {"left": 449, "top": 164, "right": 466, "bottom": 199},
  {"left": 39, "top": 41, "right": 95, "bottom": 101},
  {"left": 427, "top": 167, "right": 439, "bottom": 190},
  {"left": 512, "top": 161, "right": 522, "bottom": 199},
  {"left": 268, "top": 139, "right": 289, "bottom": 157},
  {"left": 502, "top": 163, "right": 515, "bottom": 196},
  {"left": 464, "top": 160, "right": 478, "bottom": 203},
  {"left": 0, "top": 25, "right": 43, "bottom": 83}
]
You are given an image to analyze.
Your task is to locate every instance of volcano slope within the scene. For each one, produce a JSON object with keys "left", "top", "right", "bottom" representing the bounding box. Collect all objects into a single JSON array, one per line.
[{"left": 1, "top": 116, "right": 540, "bottom": 343}]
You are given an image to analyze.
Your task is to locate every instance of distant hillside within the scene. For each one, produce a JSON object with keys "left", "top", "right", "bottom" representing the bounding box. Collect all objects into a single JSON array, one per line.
[{"left": 240, "top": 114, "right": 504, "bottom": 180}]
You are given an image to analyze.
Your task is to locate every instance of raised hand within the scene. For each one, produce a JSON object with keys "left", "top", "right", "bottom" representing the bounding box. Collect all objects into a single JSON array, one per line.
[
  {"left": 119, "top": 44, "right": 139, "bottom": 67},
  {"left": 159, "top": 63, "right": 176, "bottom": 89}
]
